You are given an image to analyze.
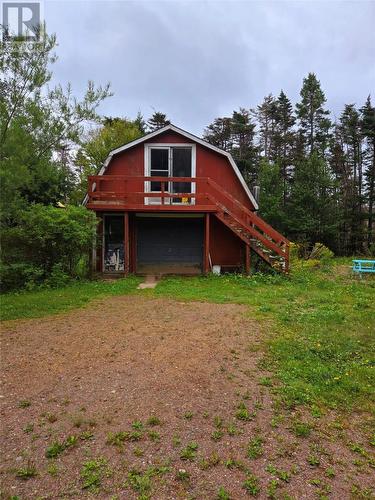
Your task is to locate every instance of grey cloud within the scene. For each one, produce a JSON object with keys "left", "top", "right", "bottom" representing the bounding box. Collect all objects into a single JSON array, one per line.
[{"left": 46, "top": 0, "right": 375, "bottom": 134}]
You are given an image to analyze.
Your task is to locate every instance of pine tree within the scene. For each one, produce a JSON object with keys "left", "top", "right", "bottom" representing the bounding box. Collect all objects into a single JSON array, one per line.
[
  {"left": 147, "top": 111, "right": 170, "bottom": 132},
  {"left": 296, "top": 73, "right": 331, "bottom": 156},
  {"left": 361, "top": 96, "right": 375, "bottom": 250}
]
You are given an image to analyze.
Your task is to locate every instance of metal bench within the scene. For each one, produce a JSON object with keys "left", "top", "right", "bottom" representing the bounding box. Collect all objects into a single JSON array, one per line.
[{"left": 352, "top": 259, "right": 375, "bottom": 277}]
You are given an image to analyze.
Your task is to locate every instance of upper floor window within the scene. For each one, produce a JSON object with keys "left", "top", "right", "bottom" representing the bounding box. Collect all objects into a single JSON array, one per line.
[{"left": 145, "top": 144, "right": 196, "bottom": 204}]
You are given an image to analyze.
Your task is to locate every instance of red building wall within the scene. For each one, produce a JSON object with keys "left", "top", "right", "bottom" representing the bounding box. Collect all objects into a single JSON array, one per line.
[{"left": 102, "top": 130, "right": 254, "bottom": 211}]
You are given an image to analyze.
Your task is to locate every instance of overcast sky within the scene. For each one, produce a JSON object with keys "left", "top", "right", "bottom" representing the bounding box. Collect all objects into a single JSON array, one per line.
[{"left": 45, "top": 0, "right": 375, "bottom": 135}]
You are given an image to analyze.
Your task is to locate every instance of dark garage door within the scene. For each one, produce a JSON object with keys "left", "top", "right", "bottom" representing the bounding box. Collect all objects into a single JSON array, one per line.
[{"left": 137, "top": 217, "right": 203, "bottom": 267}]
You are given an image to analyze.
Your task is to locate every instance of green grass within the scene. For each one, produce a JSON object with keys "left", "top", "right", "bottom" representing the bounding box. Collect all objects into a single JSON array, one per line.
[
  {"left": 0, "top": 276, "right": 141, "bottom": 321},
  {"left": 154, "top": 262, "right": 375, "bottom": 411}
]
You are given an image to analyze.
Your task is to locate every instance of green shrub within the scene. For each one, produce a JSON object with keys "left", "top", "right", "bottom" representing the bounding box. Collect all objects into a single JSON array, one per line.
[{"left": 0, "top": 205, "right": 97, "bottom": 292}]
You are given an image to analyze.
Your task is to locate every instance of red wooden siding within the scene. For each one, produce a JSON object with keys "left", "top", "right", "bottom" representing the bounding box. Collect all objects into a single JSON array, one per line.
[{"left": 102, "top": 130, "right": 254, "bottom": 211}]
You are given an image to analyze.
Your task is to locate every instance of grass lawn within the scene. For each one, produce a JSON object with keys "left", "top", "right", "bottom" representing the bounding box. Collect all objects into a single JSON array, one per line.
[{"left": 0, "top": 275, "right": 141, "bottom": 321}]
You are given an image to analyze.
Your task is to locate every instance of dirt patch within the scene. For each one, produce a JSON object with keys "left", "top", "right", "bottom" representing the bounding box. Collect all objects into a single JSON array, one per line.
[{"left": 0, "top": 296, "right": 373, "bottom": 499}]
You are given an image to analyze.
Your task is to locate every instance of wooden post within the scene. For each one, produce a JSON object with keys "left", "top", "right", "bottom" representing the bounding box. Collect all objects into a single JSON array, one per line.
[
  {"left": 245, "top": 243, "right": 251, "bottom": 275},
  {"left": 204, "top": 213, "right": 210, "bottom": 274},
  {"left": 124, "top": 212, "right": 130, "bottom": 275}
]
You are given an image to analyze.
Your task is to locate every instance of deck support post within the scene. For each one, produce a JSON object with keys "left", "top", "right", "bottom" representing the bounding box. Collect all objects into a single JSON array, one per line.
[
  {"left": 245, "top": 243, "right": 251, "bottom": 275},
  {"left": 124, "top": 212, "right": 130, "bottom": 275},
  {"left": 204, "top": 213, "right": 210, "bottom": 274}
]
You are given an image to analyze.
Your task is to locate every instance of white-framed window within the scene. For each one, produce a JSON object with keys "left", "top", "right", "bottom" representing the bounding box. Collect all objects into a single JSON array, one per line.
[{"left": 144, "top": 144, "right": 196, "bottom": 205}]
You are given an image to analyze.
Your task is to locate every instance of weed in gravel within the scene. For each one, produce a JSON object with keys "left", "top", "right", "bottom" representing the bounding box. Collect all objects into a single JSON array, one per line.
[
  {"left": 243, "top": 474, "right": 260, "bottom": 496},
  {"left": 172, "top": 435, "right": 181, "bottom": 447},
  {"left": 127, "top": 469, "right": 151, "bottom": 497},
  {"left": 18, "top": 400, "right": 31, "bottom": 408},
  {"left": 266, "top": 479, "right": 279, "bottom": 499},
  {"left": 146, "top": 416, "right": 161, "bottom": 426},
  {"left": 235, "top": 402, "right": 255, "bottom": 422},
  {"left": 270, "top": 415, "right": 283, "bottom": 428},
  {"left": 224, "top": 458, "right": 247, "bottom": 472},
  {"left": 247, "top": 435, "right": 264, "bottom": 459},
  {"left": 217, "top": 486, "right": 231, "bottom": 499},
  {"left": 176, "top": 468, "right": 190, "bottom": 482},
  {"left": 199, "top": 452, "right": 220, "bottom": 470},
  {"left": 227, "top": 423, "right": 239, "bottom": 436},
  {"left": 81, "top": 457, "right": 107, "bottom": 492},
  {"left": 148, "top": 430, "right": 160, "bottom": 442},
  {"left": 45, "top": 441, "right": 65, "bottom": 458},
  {"left": 211, "top": 430, "right": 224, "bottom": 441},
  {"left": 23, "top": 423, "right": 34, "bottom": 434},
  {"left": 183, "top": 411, "right": 194, "bottom": 420},
  {"left": 180, "top": 442, "right": 198, "bottom": 461},
  {"left": 126, "top": 465, "right": 170, "bottom": 498},
  {"left": 107, "top": 431, "right": 128, "bottom": 448},
  {"left": 80, "top": 430, "right": 94, "bottom": 441},
  {"left": 41, "top": 412, "right": 58, "bottom": 423},
  {"left": 129, "top": 431, "right": 143, "bottom": 441},
  {"left": 292, "top": 420, "right": 312, "bottom": 437},
  {"left": 213, "top": 415, "right": 223, "bottom": 428},
  {"left": 133, "top": 447, "right": 144, "bottom": 457},
  {"left": 266, "top": 463, "right": 293, "bottom": 483},
  {"left": 131, "top": 420, "right": 144, "bottom": 430},
  {"left": 47, "top": 462, "right": 59, "bottom": 476},
  {"left": 15, "top": 461, "right": 37, "bottom": 479},
  {"left": 307, "top": 454, "right": 320, "bottom": 467},
  {"left": 325, "top": 467, "right": 335, "bottom": 478},
  {"left": 351, "top": 484, "right": 374, "bottom": 498}
]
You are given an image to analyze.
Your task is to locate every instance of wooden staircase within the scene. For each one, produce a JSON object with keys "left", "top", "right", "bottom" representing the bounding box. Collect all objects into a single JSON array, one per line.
[{"left": 205, "top": 179, "right": 290, "bottom": 273}]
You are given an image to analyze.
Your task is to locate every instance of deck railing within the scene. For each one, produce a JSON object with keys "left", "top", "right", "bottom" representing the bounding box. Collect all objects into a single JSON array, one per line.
[{"left": 87, "top": 175, "right": 289, "bottom": 261}]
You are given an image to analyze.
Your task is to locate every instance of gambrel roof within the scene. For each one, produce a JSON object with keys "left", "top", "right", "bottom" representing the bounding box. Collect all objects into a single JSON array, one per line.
[{"left": 87, "top": 124, "right": 258, "bottom": 209}]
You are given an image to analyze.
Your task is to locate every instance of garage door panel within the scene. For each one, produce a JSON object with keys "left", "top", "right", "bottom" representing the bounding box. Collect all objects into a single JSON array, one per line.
[{"left": 137, "top": 218, "right": 203, "bottom": 264}]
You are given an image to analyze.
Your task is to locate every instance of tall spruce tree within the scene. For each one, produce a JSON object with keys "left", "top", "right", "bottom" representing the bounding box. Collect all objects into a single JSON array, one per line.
[
  {"left": 274, "top": 90, "right": 296, "bottom": 206},
  {"left": 361, "top": 96, "right": 375, "bottom": 250},
  {"left": 296, "top": 73, "right": 331, "bottom": 156}
]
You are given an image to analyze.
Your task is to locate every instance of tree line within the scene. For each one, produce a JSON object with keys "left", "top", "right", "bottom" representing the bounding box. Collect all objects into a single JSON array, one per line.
[
  {"left": 203, "top": 75, "right": 375, "bottom": 256},
  {"left": 1, "top": 31, "right": 373, "bottom": 290}
]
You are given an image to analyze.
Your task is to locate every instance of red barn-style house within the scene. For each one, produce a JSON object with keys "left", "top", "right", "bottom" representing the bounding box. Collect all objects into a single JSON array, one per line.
[{"left": 85, "top": 124, "right": 289, "bottom": 275}]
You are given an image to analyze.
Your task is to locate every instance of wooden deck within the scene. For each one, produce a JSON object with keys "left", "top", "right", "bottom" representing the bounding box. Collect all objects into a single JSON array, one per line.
[{"left": 87, "top": 175, "right": 290, "bottom": 273}]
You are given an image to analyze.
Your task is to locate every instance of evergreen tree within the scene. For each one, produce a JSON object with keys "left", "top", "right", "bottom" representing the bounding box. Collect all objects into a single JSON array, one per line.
[
  {"left": 256, "top": 95, "right": 278, "bottom": 160},
  {"left": 296, "top": 73, "right": 331, "bottom": 156},
  {"left": 336, "top": 104, "right": 364, "bottom": 253},
  {"left": 288, "top": 153, "right": 338, "bottom": 248},
  {"left": 230, "top": 109, "right": 258, "bottom": 185},
  {"left": 203, "top": 117, "right": 232, "bottom": 151},
  {"left": 361, "top": 96, "right": 375, "bottom": 249},
  {"left": 258, "top": 159, "right": 285, "bottom": 230},
  {"left": 147, "top": 111, "right": 170, "bottom": 131},
  {"left": 274, "top": 90, "right": 296, "bottom": 206}
]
